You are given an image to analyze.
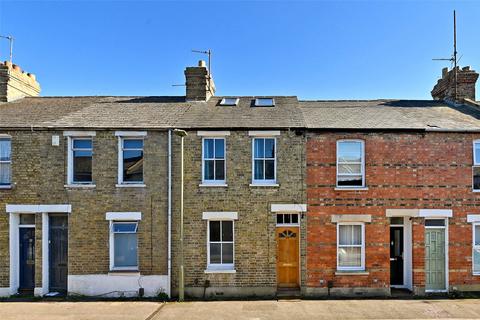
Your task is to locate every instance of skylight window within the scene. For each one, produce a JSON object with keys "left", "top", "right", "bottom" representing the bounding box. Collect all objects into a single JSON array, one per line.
[
  {"left": 219, "top": 98, "right": 239, "bottom": 106},
  {"left": 254, "top": 98, "right": 275, "bottom": 107}
]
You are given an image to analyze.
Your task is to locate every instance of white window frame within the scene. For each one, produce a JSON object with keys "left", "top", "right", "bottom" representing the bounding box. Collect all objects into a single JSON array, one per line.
[
  {"left": 109, "top": 221, "right": 139, "bottom": 271},
  {"left": 117, "top": 136, "right": 145, "bottom": 186},
  {"left": 473, "top": 223, "right": 480, "bottom": 275},
  {"left": 0, "top": 136, "right": 12, "bottom": 187},
  {"left": 207, "top": 219, "right": 235, "bottom": 271},
  {"left": 67, "top": 137, "right": 94, "bottom": 185},
  {"left": 473, "top": 140, "right": 480, "bottom": 191},
  {"left": 219, "top": 98, "right": 239, "bottom": 106},
  {"left": 254, "top": 98, "right": 275, "bottom": 107},
  {"left": 202, "top": 137, "right": 226, "bottom": 185},
  {"left": 337, "top": 222, "right": 365, "bottom": 271},
  {"left": 336, "top": 139, "right": 365, "bottom": 189},
  {"left": 251, "top": 137, "right": 277, "bottom": 185},
  {"left": 276, "top": 213, "right": 300, "bottom": 227}
]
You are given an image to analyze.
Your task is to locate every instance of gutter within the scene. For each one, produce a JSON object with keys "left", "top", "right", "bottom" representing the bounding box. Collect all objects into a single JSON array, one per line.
[{"left": 167, "top": 129, "right": 172, "bottom": 297}]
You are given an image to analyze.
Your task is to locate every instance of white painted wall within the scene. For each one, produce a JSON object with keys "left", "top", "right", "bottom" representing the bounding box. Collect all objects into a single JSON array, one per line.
[{"left": 68, "top": 274, "right": 169, "bottom": 297}]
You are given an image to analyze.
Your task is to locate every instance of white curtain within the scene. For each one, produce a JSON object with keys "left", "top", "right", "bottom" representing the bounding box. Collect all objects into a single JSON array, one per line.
[
  {"left": 338, "top": 225, "right": 362, "bottom": 268},
  {"left": 339, "top": 225, "right": 361, "bottom": 245}
]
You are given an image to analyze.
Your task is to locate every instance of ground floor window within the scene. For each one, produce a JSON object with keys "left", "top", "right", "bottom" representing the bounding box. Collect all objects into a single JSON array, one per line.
[
  {"left": 111, "top": 221, "right": 138, "bottom": 270},
  {"left": 474, "top": 224, "right": 480, "bottom": 274},
  {"left": 337, "top": 223, "right": 365, "bottom": 271},
  {"left": 208, "top": 220, "right": 234, "bottom": 270}
]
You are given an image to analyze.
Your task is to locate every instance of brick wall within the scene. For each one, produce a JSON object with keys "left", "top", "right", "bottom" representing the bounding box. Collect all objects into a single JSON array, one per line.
[
  {"left": 170, "top": 130, "right": 306, "bottom": 298},
  {"left": 0, "top": 130, "right": 169, "bottom": 289},
  {"left": 306, "top": 131, "right": 480, "bottom": 295}
]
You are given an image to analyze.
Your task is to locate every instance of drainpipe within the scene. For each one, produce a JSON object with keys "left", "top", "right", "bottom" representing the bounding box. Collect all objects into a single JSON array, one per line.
[
  {"left": 173, "top": 129, "right": 188, "bottom": 302},
  {"left": 167, "top": 130, "right": 172, "bottom": 297}
]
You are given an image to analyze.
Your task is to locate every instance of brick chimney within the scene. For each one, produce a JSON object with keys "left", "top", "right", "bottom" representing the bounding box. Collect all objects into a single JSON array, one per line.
[
  {"left": 431, "top": 66, "right": 479, "bottom": 102},
  {"left": 184, "top": 60, "right": 215, "bottom": 101},
  {"left": 0, "top": 61, "right": 40, "bottom": 102}
]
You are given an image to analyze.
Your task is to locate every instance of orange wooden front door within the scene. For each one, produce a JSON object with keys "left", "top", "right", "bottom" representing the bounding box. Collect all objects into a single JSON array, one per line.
[{"left": 276, "top": 227, "right": 299, "bottom": 288}]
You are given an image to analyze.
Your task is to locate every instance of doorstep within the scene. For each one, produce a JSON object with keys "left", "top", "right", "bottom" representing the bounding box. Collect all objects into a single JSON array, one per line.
[{"left": 276, "top": 287, "right": 301, "bottom": 299}]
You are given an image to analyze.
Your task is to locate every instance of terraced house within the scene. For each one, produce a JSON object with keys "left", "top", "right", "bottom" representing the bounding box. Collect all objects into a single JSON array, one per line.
[{"left": 1, "top": 57, "right": 480, "bottom": 299}]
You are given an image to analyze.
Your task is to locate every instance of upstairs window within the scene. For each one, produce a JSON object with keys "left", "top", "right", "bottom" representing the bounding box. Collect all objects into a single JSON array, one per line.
[
  {"left": 473, "top": 141, "right": 480, "bottom": 191},
  {"left": 0, "top": 138, "right": 11, "bottom": 186},
  {"left": 219, "top": 98, "right": 239, "bottom": 106},
  {"left": 252, "top": 138, "right": 276, "bottom": 184},
  {"left": 202, "top": 138, "right": 225, "bottom": 184},
  {"left": 254, "top": 98, "right": 275, "bottom": 107},
  {"left": 336, "top": 140, "right": 365, "bottom": 188},
  {"left": 70, "top": 138, "right": 93, "bottom": 184},
  {"left": 119, "top": 138, "right": 144, "bottom": 184}
]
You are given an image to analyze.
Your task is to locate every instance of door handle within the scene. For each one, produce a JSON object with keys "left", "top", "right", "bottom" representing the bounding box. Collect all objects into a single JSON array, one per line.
[{"left": 390, "top": 258, "right": 397, "bottom": 261}]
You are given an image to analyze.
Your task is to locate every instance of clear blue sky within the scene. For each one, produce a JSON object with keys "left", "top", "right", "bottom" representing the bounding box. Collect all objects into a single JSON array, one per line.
[{"left": 0, "top": 0, "right": 478, "bottom": 100}]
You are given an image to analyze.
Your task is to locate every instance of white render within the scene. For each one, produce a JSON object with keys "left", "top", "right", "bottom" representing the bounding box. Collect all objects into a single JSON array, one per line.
[
  {"left": 105, "top": 212, "right": 142, "bottom": 221},
  {"left": 271, "top": 204, "right": 307, "bottom": 213},
  {"left": 202, "top": 211, "right": 238, "bottom": 220},
  {"left": 68, "top": 274, "right": 169, "bottom": 297}
]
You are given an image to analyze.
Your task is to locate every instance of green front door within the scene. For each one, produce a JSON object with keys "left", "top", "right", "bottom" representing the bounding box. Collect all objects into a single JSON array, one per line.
[{"left": 425, "top": 228, "right": 446, "bottom": 291}]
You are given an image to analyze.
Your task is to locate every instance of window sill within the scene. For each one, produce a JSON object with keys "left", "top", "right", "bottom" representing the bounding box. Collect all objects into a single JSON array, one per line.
[
  {"left": 64, "top": 184, "right": 96, "bottom": 189},
  {"left": 0, "top": 185, "right": 12, "bottom": 190},
  {"left": 204, "top": 269, "right": 236, "bottom": 274},
  {"left": 108, "top": 269, "right": 140, "bottom": 276},
  {"left": 472, "top": 189, "right": 480, "bottom": 193},
  {"left": 116, "top": 184, "right": 146, "bottom": 188},
  {"left": 335, "top": 270, "right": 369, "bottom": 276},
  {"left": 334, "top": 187, "right": 369, "bottom": 191},
  {"left": 199, "top": 183, "right": 228, "bottom": 187},
  {"left": 250, "top": 183, "right": 279, "bottom": 187}
]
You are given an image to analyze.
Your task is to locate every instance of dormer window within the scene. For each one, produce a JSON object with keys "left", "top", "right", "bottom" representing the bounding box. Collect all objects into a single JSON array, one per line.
[
  {"left": 220, "top": 98, "right": 239, "bottom": 106},
  {"left": 254, "top": 98, "right": 275, "bottom": 107}
]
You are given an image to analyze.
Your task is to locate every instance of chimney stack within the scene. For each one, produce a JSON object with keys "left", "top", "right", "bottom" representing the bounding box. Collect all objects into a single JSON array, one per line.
[
  {"left": 431, "top": 66, "right": 479, "bottom": 102},
  {"left": 0, "top": 61, "right": 40, "bottom": 102},
  {"left": 184, "top": 60, "right": 215, "bottom": 102}
]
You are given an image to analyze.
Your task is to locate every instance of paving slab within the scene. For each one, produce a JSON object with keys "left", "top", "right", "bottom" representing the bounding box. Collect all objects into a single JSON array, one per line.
[
  {"left": 0, "top": 301, "right": 163, "bottom": 320},
  {"left": 154, "top": 299, "right": 480, "bottom": 320}
]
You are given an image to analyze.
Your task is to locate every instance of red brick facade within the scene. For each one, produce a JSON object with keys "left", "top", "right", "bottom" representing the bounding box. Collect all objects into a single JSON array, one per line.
[{"left": 306, "top": 131, "right": 480, "bottom": 296}]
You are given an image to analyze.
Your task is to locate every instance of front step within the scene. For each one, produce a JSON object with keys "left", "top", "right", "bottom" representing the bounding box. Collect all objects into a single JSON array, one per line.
[{"left": 277, "top": 288, "right": 301, "bottom": 299}]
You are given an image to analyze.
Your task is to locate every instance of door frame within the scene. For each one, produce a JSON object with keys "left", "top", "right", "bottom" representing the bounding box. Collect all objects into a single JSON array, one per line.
[
  {"left": 390, "top": 217, "right": 413, "bottom": 290},
  {"left": 6, "top": 204, "right": 71, "bottom": 296},
  {"left": 389, "top": 223, "right": 404, "bottom": 288},
  {"left": 424, "top": 218, "right": 449, "bottom": 293},
  {"left": 275, "top": 213, "right": 301, "bottom": 289},
  {"left": 18, "top": 224, "right": 35, "bottom": 290}
]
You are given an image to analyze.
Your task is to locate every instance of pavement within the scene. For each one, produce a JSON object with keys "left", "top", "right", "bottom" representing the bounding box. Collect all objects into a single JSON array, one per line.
[
  {"left": 2, "top": 299, "right": 480, "bottom": 320},
  {"left": 0, "top": 301, "right": 163, "bottom": 320},
  {"left": 153, "top": 299, "right": 480, "bottom": 319}
]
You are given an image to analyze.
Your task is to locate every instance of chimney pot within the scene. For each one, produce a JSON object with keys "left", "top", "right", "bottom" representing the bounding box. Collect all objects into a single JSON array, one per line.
[
  {"left": 12, "top": 64, "right": 21, "bottom": 72},
  {"left": 198, "top": 60, "right": 207, "bottom": 67},
  {"left": 463, "top": 66, "right": 470, "bottom": 71},
  {"left": 442, "top": 67, "right": 448, "bottom": 78}
]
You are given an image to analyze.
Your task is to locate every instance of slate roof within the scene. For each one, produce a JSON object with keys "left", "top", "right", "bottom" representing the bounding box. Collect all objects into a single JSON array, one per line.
[
  {"left": 1, "top": 96, "right": 480, "bottom": 131},
  {"left": 299, "top": 99, "right": 480, "bottom": 131},
  {"left": 0, "top": 96, "right": 301, "bottom": 129}
]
